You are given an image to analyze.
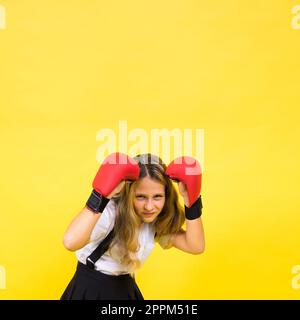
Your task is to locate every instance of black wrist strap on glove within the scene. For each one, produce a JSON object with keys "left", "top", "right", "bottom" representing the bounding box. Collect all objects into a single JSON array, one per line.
[
  {"left": 185, "top": 195, "right": 203, "bottom": 220},
  {"left": 86, "top": 189, "right": 110, "bottom": 213}
]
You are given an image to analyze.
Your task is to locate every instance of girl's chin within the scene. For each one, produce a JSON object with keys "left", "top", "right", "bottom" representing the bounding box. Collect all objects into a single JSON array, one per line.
[{"left": 141, "top": 214, "right": 157, "bottom": 222}]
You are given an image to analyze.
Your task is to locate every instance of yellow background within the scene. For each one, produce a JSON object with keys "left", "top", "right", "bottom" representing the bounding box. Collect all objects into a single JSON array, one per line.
[{"left": 1, "top": 1, "right": 300, "bottom": 299}]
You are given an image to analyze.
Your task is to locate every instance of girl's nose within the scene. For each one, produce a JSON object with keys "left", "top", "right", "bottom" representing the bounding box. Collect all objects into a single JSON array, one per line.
[{"left": 144, "top": 199, "right": 154, "bottom": 211}]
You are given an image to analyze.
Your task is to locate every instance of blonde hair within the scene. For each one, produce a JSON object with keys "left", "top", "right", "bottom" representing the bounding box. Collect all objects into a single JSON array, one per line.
[{"left": 109, "top": 154, "right": 185, "bottom": 272}]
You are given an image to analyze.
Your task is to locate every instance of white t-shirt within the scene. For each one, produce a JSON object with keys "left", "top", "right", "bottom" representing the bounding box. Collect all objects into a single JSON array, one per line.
[{"left": 76, "top": 200, "right": 156, "bottom": 275}]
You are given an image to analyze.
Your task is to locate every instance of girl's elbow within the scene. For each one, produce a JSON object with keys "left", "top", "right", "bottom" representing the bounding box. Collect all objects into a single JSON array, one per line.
[
  {"left": 191, "top": 247, "right": 205, "bottom": 255},
  {"left": 62, "top": 235, "right": 78, "bottom": 251},
  {"left": 191, "top": 242, "right": 205, "bottom": 255},
  {"left": 63, "top": 234, "right": 89, "bottom": 251}
]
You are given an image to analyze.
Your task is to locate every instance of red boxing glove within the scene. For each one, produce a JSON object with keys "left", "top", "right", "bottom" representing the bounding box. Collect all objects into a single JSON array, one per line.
[
  {"left": 93, "top": 152, "right": 140, "bottom": 197},
  {"left": 86, "top": 152, "right": 140, "bottom": 213},
  {"left": 166, "top": 156, "right": 202, "bottom": 207}
]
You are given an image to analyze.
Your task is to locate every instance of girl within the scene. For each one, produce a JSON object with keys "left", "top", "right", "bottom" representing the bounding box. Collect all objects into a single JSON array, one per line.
[{"left": 60, "top": 153, "right": 204, "bottom": 300}]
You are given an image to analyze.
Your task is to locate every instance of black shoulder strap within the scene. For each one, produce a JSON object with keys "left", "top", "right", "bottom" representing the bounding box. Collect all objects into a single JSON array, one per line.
[{"left": 86, "top": 227, "right": 115, "bottom": 269}]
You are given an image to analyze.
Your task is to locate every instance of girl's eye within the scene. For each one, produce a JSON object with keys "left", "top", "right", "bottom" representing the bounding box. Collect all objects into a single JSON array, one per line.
[
  {"left": 154, "top": 195, "right": 162, "bottom": 199},
  {"left": 136, "top": 195, "right": 145, "bottom": 199}
]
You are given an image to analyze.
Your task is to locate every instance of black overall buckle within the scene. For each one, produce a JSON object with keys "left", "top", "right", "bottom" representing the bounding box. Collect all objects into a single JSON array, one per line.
[{"left": 86, "top": 257, "right": 95, "bottom": 269}]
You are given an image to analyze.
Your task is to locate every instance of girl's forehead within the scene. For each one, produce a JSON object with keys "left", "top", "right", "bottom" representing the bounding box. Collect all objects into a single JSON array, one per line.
[{"left": 134, "top": 177, "right": 165, "bottom": 191}]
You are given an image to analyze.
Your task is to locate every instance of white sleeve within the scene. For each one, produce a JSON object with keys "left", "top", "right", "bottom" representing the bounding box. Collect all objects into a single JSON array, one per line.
[{"left": 89, "top": 200, "right": 117, "bottom": 243}]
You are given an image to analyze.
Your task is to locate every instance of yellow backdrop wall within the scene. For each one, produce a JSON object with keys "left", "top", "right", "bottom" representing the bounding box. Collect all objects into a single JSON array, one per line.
[{"left": 0, "top": 0, "right": 300, "bottom": 299}]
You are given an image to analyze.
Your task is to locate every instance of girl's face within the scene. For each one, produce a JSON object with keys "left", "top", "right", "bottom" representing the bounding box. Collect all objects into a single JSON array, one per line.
[{"left": 133, "top": 176, "right": 166, "bottom": 223}]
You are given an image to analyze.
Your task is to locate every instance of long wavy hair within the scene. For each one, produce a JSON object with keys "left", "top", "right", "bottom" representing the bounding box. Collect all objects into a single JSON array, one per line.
[{"left": 108, "top": 153, "right": 185, "bottom": 272}]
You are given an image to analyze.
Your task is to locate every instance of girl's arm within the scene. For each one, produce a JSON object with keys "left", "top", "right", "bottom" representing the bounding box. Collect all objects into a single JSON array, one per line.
[
  {"left": 62, "top": 152, "right": 139, "bottom": 252},
  {"left": 62, "top": 206, "right": 102, "bottom": 251},
  {"left": 170, "top": 217, "right": 205, "bottom": 254},
  {"left": 62, "top": 181, "right": 125, "bottom": 251},
  {"left": 170, "top": 182, "right": 205, "bottom": 255}
]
